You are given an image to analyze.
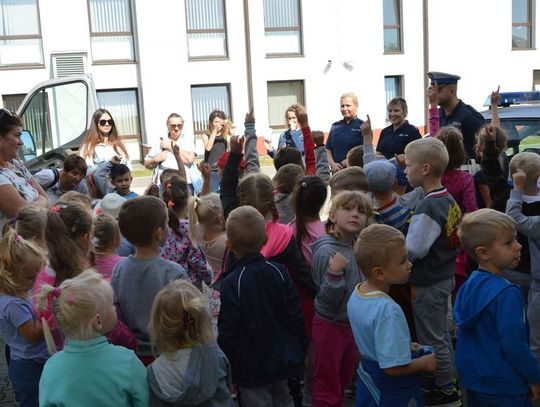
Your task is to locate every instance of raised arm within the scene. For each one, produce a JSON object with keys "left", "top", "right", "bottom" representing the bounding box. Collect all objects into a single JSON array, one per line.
[
  {"left": 297, "top": 111, "right": 315, "bottom": 175},
  {"left": 361, "top": 115, "right": 377, "bottom": 165},
  {"left": 243, "top": 109, "right": 260, "bottom": 175},
  {"left": 490, "top": 86, "right": 500, "bottom": 128},
  {"left": 427, "top": 81, "right": 439, "bottom": 137},
  {"left": 220, "top": 136, "right": 244, "bottom": 219}
]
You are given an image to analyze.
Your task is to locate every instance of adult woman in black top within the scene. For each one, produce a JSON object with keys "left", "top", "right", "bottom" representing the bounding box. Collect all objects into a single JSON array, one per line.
[{"left": 202, "top": 110, "right": 229, "bottom": 192}]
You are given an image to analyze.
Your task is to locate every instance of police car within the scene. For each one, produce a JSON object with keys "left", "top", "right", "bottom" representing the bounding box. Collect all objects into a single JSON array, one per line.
[{"left": 481, "top": 91, "right": 540, "bottom": 157}]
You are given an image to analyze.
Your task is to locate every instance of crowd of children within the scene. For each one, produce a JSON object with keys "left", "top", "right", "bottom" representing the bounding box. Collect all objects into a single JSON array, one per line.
[{"left": 2, "top": 84, "right": 540, "bottom": 407}]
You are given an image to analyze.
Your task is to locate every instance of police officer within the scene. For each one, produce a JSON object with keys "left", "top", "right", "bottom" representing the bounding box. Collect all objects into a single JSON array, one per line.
[
  {"left": 326, "top": 92, "right": 364, "bottom": 173},
  {"left": 428, "top": 72, "right": 485, "bottom": 158}
]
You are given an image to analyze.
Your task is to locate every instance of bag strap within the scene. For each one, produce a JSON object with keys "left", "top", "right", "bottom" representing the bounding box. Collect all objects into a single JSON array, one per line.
[{"left": 45, "top": 168, "right": 60, "bottom": 189}]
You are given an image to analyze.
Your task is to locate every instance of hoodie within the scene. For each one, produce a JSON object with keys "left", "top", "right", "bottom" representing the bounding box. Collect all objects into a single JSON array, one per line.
[
  {"left": 147, "top": 344, "right": 234, "bottom": 407},
  {"left": 311, "top": 234, "right": 364, "bottom": 322},
  {"left": 454, "top": 270, "right": 540, "bottom": 395}
]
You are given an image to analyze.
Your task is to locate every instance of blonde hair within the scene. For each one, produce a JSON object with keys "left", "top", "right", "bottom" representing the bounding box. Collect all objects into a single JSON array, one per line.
[
  {"left": 355, "top": 224, "right": 405, "bottom": 278},
  {"left": 14, "top": 206, "right": 47, "bottom": 242},
  {"left": 90, "top": 214, "right": 120, "bottom": 261},
  {"left": 187, "top": 193, "right": 224, "bottom": 248},
  {"left": 149, "top": 280, "right": 213, "bottom": 354},
  {"left": 326, "top": 191, "right": 372, "bottom": 239},
  {"left": 57, "top": 191, "right": 92, "bottom": 210},
  {"left": 404, "top": 137, "right": 449, "bottom": 177},
  {"left": 237, "top": 173, "right": 278, "bottom": 221},
  {"left": 340, "top": 92, "right": 359, "bottom": 106},
  {"left": 226, "top": 206, "right": 266, "bottom": 254},
  {"left": 458, "top": 209, "right": 516, "bottom": 262},
  {"left": 509, "top": 152, "right": 540, "bottom": 185},
  {"left": 476, "top": 125, "right": 507, "bottom": 154},
  {"left": 0, "top": 229, "right": 44, "bottom": 296},
  {"left": 37, "top": 269, "right": 113, "bottom": 354}
]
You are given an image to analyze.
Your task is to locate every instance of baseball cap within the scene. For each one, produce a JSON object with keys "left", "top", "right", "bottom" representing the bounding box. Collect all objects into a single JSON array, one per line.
[{"left": 364, "top": 160, "right": 397, "bottom": 192}]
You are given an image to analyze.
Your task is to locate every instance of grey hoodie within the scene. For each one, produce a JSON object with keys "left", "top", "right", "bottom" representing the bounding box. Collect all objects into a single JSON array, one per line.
[
  {"left": 147, "top": 343, "right": 235, "bottom": 407},
  {"left": 311, "top": 234, "right": 364, "bottom": 322}
]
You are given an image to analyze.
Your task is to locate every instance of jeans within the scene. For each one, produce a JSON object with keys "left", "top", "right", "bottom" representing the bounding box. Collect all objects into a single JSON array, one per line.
[{"left": 8, "top": 357, "right": 45, "bottom": 407}]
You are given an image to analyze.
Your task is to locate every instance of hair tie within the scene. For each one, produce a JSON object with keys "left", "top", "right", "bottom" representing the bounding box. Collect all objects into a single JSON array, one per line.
[
  {"left": 167, "top": 200, "right": 175, "bottom": 208},
  {"left": 91, "top": 237, "right": 100, "bottom": 246},
  {"left": 51, "top": 287, "right": 62, "bottom": 299},
  {"left": 50, "top": 204, "right": 67, "bottom": 213},
  {"left": 193, "top": 197, "right": 199, "bottom": 210},
  {"left": 183, "top": 310, "right": 194, "bottom": 330},
  {"left": 301, "top": 182, "right": 307, "bottom": 188},
  {"left": 14, "top": 234, "right": 23, "bottom": 242},
  {"left": 166, "top": 183, "right": 172, "bottom": 189}
]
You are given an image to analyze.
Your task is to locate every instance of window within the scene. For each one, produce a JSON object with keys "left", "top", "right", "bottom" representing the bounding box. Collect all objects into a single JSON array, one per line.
[
  {"left": 513, "top": 0, "right": 534, "bottom": 49},
  {"left": 384, "top": 76, "right": 403, "bottom": 104},
  {"left": 185, "top": 0, "right": 228, "bottom": 59},
  {"left": 88, "top": 0, "right": 135, "bottom": 62},
  {"left": 97, "top": 89, "right": 141, "bottom": 159},
  {"left": 191, "top": 84, "right": 231, "bottom": 134},
  {"left": 0, "top": 0, "right": 43, "bottom": 66},
  {"left": 263, "top": 0, "right": 302, "bottom": 56},
  {"left": 383, "top": 0, "right": 402, "bottom": 53},
  {"left": 534, "top": 70, "right": 540, "bottom": 90},
  {"left": 2, "top": 94, "right": 26, "bottom": 112},
  {"left": 267, "top": 80, "right": 304, "bottom": 128}
]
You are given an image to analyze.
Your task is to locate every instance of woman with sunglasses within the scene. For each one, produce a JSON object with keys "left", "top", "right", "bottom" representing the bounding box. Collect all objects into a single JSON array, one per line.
[
  {"left": 0, "top": 109, "right": 50, "bottom": 236},
  {"left": 79, "top": 109, "right": 130, "bottom": 170}
]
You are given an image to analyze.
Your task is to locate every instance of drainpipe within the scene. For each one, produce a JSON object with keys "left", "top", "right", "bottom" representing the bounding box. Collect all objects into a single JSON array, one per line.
[
  {"left": 243, "top": 0, "right": 254, "bottom": 112},
  {"left": 423, "top": 0, "right": 429, "bottom": 132}
]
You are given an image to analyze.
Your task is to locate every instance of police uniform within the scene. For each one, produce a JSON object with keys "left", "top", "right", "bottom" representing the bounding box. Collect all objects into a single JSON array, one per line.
[
  {"left": 377, "top": 121, "right": 421, "bottom": 159},
  {"left": 325, "top": 117, "right": 364, "bottom": 163},
  {"left": 429, "top": 71, "right": 485, "bottom": 158}
]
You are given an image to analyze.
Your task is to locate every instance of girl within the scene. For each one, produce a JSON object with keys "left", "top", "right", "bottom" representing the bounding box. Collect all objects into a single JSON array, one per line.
[
  {"left": 273, "top": 163, "right": 305, "bottom": 224},
  {"left": 79, "top": 109, "right": 130, "bottom": 170},
  {"left": 0, "top": 229, "right": 47, "bottom": 407},
  {"left": 90, "top": 214, "right": 123, "bottom": 281},
  {"left": 12, "top": 206, "right": 48, "bottom": 247},
  {"left": 147, "top": 280, "right": 234, "bottom": 407},
  {"left": 278, "top": 104, "right": 306, "bottom": 154},
  {"left": 37, "top": 270, "right": 148, "bottom": 406},
  {"left": 34, "top": 202, "right": 93, "bottom": 349},
  {"left": 160, "top": 175, "right": 212, "bottom": 291},
  {"left": 203, "top": 110, "right": 230, "bottom": 192},
  {"left": 311, "top": 191, "right": 372, "bottom": 407}
]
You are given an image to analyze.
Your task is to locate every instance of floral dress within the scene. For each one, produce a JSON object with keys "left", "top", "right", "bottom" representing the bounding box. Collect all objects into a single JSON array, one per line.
[{"left": 0, "top": 159, "right": 39, "bottom": 235}]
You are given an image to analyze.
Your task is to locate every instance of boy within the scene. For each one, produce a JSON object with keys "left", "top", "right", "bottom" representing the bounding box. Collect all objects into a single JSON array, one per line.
[
  {"left": 94, "top": 157, "right": 138, "bottom": 199},
  {"left": 111, "top": 196, "right": 187, "bottom": 364},
  {"left": 455, "top": 209, "right": 540, "bottom": 405},
  {"left": 505, "top": 152, "right": 540, "bottom": 366},
  {"left": 403, "top": 137, "right": 462, "bottom": 406},
  {"left": 328, "top": 166, "right": 369, "bottom": 197},
  {"left": 34, "top": 154, "right": 88, "bottom": 203},
  {"left": 218, "top": 206, "right": 307, "bottom": 406},
  {"left": 348, "top": 224, "right": 437, "bottom": 406}
]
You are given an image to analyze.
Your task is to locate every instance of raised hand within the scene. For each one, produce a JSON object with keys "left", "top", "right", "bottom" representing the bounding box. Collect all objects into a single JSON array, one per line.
[
  {"left": 484, "top": 124, "right": 496, "bottom": 142},
  {"left": 198, "top": 160, "right": 212, "bottom": 179},
  {"left": 229, "top": 135, "right": 245, "bottom": 155},
  {"left": 512, "top": 168, "right": 527, "bottom": 191},
  {"left": 111, "top": 155, "right": 122, "bottom": 165},
  {"left": 427, "top": 81, "right": 438, "bottom": 107},
  {"left": 329, "top": 252, "right": 349, "bottom": 273},
  {"left": 297, "top": 111, "right": 309, "bottom": 129},
  {"left": 361, "top": 115, "right": 373, "bottom": 145},
  {"left": 244, "top": 108, "right": 255, "bottom": 124},
  {"left": 490, "top": 85, "right": 500, "bottom": 107}
]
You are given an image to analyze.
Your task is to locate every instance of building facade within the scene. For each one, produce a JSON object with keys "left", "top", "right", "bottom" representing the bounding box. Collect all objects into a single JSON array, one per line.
[{"left": 1, "top": 0, "right": 539, "bottom": 160}]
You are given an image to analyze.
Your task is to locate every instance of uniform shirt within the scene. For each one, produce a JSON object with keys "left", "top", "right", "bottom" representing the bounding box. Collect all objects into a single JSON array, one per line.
[
  {"left": 376, "top": 121, "right": 421, "bottom": 159},
  {"left": 325, "top": 117, "right": 364, "bottom": 163},
  {"left": 439, "top": 100, "right": 485, "bottom": 158}
]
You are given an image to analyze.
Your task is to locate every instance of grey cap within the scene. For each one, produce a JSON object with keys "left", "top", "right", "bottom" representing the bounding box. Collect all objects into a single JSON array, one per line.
[
  {"left": 364, "top": 160, "right": 397, "bottom": 192},
  {"left": 93, "top": 192, "right": 127, "bottom": 219}
]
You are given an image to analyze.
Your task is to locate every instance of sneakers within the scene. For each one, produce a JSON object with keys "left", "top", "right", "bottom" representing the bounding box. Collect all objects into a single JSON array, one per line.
[{"left": 422, "top": 385, "right": 462, "bottom": 407}]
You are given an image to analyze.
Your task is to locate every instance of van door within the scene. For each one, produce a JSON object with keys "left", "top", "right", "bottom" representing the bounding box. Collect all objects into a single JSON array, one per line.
[{"left": 17, "top": 75, "right": 98, "bottom": 172}]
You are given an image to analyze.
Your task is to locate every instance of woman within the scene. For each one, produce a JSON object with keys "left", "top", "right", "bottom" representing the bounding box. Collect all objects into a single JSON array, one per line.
[
  {"left": 0, "top": 109, "right": 50, "bottom": 235},
  {"left": 278, "top": 104, "right": 305, "bottom": 155},
  {"left": 202, "top": 110, "right": 229, "bottom": 192},
  {"left": 79, "top": 109, "right": 130, "bottom": 170},
  {"left": 376, "top": 97, "right": 421, "bottom": 159}
]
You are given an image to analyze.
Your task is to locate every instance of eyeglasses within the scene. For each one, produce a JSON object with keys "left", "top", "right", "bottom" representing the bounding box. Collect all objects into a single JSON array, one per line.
[
  {"left": 169, "top": 124, "right": 183, "bottom": 129},
  {"left": 98, "top": 119, "right": 113, "bottom": 126}
]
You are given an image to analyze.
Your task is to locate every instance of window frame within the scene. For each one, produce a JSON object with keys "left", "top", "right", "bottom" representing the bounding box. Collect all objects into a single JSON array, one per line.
[
  {"left": 383, "top": 0, "right": 403, "bottom": 54},
  {"left": 263, "top": 0, "right": 304, "bottom": 57},
  {"left": 384, "top": 75, "right": 404, "bottom": 109},
  {"left": 86, "top": 0, "right": 136, "bottom": 64},
  {"left": 185, "top": 0, "right": 229, "bottom": 61},
  {"left": 0, "top": 0, "right": 45, "bottom": 69},
  {"left": 512, "top": 0, "right": 535, "bottom": 49},
  {"left": 267, "top": 80, "right": 305, "bottom": 129},
  {"left": 190, "top": 83, "right": 232, "bottom": 135},
  {"left": 96, "top": 88, "right": 141, "bottom": 142}
]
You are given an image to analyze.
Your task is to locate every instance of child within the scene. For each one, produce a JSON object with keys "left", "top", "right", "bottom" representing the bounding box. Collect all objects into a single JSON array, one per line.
[
  {"left": 218, "top": 206, "right": 307, "bottom": 405},
  {"left": 328, "top": 166, "right": 369, "bottom": 197},
  {"left": 160, "top": 175, "right": 212, "bottom": 291},
  {"left": 90, "top": 213, "right": 123, "bottom": 281},
  {"left": 0, "top": 229, "right": 47, "bottom": 407},
  {"left": 404, "top": 137, "right": 462, "bottom": 406},
  {"left": 94, "top": 158, "right": 138, "bottom": 199},
  {"left": 505, "top": 152, "right": 540, "bottom": 367},
  {"left": 346, "top": 145, "right": 364, "bottom": 167},
  {"left": 37, "top": 270, "right": 149, "bottom": 406},
  {"left": 349, "top": 224, "right": 437, "bottom": 406},
  {"left": 274, "top": 163, "right": 305, "bottom": 224},
  {"left": 311, "top": 190, "right": 372, "bottom": 407},
  {"left": 12, "top": 206, "right": 47, "bottom": 247},
  {"left": 455, "top": 209, "right": 540, "bottom": 406},
  {"left": 147, "top": 280, "right": 234, "bottom": 407},
  {"left": 111, "top": 196, "right": 188, "bottom": 364}
]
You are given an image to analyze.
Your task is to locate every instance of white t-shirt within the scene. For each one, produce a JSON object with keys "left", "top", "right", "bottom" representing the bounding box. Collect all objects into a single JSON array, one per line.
[
  {"left": 145, "top": 133, "right": 195, "bottom": 184},
  {"left": 84, "top": 143, "right": 131, "bottom": 171}
]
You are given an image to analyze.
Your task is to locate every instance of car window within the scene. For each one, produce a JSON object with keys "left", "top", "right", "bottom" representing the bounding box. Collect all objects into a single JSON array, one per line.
[{"left": 498, "top": 118, "right": 540, "bottom": 156}]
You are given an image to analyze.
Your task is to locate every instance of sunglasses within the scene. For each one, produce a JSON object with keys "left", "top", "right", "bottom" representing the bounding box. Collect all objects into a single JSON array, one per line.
[
  {"left": 169, "top": 124, "right": 183, "bottom": 129},
  {"left": 98, "top": 119, "right": 113, "bottom": 126}
]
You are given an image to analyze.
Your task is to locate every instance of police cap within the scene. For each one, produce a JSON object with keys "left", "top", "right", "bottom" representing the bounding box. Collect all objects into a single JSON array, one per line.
[{"left": 427, "top": 71, "right": 461, "bottom": 86}]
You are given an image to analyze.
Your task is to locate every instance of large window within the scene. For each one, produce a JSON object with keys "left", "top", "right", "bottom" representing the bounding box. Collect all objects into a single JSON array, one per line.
[
  {"left": 191, "top": 84, "right": 231, "bottom": 134},
  {"left": 88, "top": 0, "right": 135, "bottom": 62},
  {"left": 185, "top": 0, "right": 228, "bottom": 59},
  {"left": 384, "top": 75, "right": 403, "bottom": 104},
  {"left": 267, "top": 80, "right": 304, "bottom": 129},
  {"left": 513, "top": 0, "right": 534, "bottom": 49},
  {"left": 2, "top": 94, "right": 25, "bottom": 112},
  {"left": 263, "top": 0, "right": 302, "bottom": 56},
  {"left": 0, "top": 0, "right": 43, "bottom": 66},
  {"left": 383, "top": 0, "right": 402, "bottom": 53}
]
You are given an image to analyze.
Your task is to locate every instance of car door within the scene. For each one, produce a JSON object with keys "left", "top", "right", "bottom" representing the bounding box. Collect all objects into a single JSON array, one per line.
[{"left": 16, "top": 75, "right": 98, "bottom": 172}]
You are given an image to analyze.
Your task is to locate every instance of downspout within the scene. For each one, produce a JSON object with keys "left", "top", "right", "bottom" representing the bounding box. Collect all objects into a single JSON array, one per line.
[
  {"left": 423, "top": 0, "right": 429, "bottom": 132},
  {"left": 242, "top": 0, "right": 254, "bottom": 112}
]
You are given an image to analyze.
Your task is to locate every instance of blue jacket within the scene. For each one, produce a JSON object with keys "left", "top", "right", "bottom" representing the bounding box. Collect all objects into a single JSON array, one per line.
[
  {"left": 278, "top": 129, "right": 304, "bottom": 154},
  {"left": 217, "top": 253, "right": 307, "bottom": 386},
  {"left": 454, "top": 270, "right": 540, "bottom": 395}
]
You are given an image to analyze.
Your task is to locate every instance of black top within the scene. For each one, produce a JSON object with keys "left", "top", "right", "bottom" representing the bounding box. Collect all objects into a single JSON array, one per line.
[
  {"left": 439, "top": 100, "right": 485, "bottom": 158},
  {"left": 376, "top": 121, "right": 422, "bottom": 159},
  {"left": 205, "top": 136, "right": 227, "bottom": 169}
]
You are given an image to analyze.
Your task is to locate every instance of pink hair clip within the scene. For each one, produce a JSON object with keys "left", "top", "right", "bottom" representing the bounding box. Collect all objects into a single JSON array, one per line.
[
  {"left": 14, "top": 234, "right": 23, "bottom": 242},
  {"left": 51, "top": 287, "right": 62, "bottom": 299},
  {"left": 167, "top": 200, "right": 175, "bottom": 209},
  {"left": 50, "top": 204, "right": 67, "bottom": 213}
]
